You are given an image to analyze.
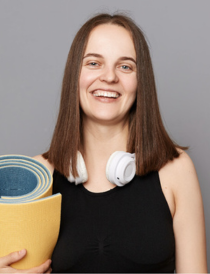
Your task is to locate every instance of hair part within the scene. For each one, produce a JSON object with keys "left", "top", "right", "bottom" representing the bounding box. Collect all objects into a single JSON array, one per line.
[{"left": 43, "top": 12, "right": 187, "bottom": 177}]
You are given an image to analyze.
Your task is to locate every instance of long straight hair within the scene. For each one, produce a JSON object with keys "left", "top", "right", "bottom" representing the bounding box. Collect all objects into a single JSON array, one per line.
[{"left": 43, "top": 13, "right": 187, "bottom": 177}]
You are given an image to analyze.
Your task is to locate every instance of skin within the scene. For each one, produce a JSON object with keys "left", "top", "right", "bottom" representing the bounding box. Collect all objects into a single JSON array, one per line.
[
  {"left": 79, "top": 24, "right": 137, "bottom": 191},
  {"left": 0, "top": 249, "right": 52, "bottom": 273},
  {"left": 1, "top": 24, "right": 207, "bottom": 272},
  {"left": 79, "top": 24, "right": 137, "bottom": 126},
  {"left": 159, "top": 148, "right": 207, "bottom": 272}
]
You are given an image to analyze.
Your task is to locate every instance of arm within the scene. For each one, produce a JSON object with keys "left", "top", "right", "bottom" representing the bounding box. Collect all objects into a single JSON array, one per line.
[{"left": 162, "top": 150, "right": 207, "bottom": 272}]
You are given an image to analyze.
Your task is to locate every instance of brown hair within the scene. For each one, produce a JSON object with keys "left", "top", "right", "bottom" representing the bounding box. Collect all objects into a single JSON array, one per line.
[{"left": 43, "top": 13, "right": 187, "bottom": 177}]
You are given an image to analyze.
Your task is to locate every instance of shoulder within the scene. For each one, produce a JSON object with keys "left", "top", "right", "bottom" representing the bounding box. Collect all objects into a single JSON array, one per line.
[
  {"left": 161, "top": 148, "right": 195, "bottom": 173},
  {"left": 160, "top": 152, "right": 207, "bottom": 271},
  {"left": 160, "top": 148, "right": 199, "bottom": 196},
  {"left": 33, "top": 154, "right": 54, "bottom": 175},
  {"left": 159, "top": 148, "right": 201, "bottom": 218}
]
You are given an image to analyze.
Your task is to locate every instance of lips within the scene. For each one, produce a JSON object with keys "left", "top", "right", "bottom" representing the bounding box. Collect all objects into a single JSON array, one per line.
[{"left": 91, "top": 89, "right": 121, "bottom": 99}]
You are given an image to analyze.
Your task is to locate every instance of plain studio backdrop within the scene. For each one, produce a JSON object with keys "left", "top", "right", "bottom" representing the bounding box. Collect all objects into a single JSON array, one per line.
[{"left": 0, "top": 0, "right": 210, "bottom": 269}]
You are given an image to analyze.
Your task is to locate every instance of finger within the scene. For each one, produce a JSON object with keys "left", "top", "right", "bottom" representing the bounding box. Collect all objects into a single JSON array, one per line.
[
  {"left": 45, "top": 267, "right": 52, "bottom": 273},
  {"left": 0, "top": 266, "right": 16, "bottom": 273},
  {"left": 27, "top": 259, "right": 52, "bottom": 273},
  {"left": 2, "top": 260, "right": 51, "bottom": 274},
  {"left": 0, "top": 249, "right": 26, "bottom": 267}
]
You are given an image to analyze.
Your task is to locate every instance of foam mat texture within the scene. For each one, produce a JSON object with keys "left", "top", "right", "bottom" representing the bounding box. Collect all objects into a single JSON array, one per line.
[{"left": 0, "top": 155, "right": 61, "bottom": 269}]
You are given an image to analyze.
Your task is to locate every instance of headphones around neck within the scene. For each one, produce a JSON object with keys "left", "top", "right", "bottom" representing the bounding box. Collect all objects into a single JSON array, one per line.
[{"left": 68, "top": 151, "right": 136, "bottom": 187}]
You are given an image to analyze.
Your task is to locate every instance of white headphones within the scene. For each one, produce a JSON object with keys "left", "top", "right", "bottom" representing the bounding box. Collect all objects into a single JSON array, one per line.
[{"left": 68, "top": 151, "right": 136, "bottom": 187}]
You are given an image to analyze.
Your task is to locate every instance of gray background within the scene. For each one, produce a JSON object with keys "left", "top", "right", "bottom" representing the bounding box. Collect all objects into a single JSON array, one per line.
[{"left": 0, "top": 0, "right": 209, "bottom": 269}]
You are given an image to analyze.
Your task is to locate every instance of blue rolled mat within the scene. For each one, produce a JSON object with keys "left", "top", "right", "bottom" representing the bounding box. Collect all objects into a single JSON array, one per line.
[{"left": 0, "top": 154, "right": 61, "bottom": 269}]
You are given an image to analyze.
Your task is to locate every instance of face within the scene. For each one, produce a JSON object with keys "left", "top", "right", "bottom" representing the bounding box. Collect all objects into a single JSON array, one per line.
[{"left": 79, "top": 24, "right": 137, "bottom": 125}]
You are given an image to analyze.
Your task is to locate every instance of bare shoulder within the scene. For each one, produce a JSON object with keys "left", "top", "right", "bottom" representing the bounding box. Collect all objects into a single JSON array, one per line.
[
  {"left": 160, "top": 152, "right": 207, "bottom": 271},
  {"left": 159, "top": 148, "right": 200, "bottom": 197},
  {"left": 33, "top": 154, "right": 54, "bottom": 174},
  {"left": 158, "top": 149, "right": 201, "bottom": 218}
]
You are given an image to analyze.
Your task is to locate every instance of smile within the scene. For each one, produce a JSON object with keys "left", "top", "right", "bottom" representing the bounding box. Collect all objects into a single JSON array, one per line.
[{"left": 92, "top": 90, "right": 120, "bottom": 99}]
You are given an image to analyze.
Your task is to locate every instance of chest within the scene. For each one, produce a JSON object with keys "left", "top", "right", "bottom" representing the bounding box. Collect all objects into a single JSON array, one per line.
[{"left": 52, "top": 172, "right": 175, "bottom": 272}]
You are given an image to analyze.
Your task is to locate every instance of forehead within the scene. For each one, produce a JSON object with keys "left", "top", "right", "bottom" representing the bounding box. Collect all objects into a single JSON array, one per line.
[{"left": 84, "top": 24, "right": 136, "bottom": 59}]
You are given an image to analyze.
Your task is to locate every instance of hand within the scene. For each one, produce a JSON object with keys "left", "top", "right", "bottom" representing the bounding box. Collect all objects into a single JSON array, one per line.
[{"left": 0, "top": 249, "right": 52, "bottom": 273}]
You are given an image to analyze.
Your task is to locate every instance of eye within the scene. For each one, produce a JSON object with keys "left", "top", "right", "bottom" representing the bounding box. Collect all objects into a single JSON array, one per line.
[
  {"left": 88, "top": 62, "right": 99, "bottom": 67},
  {"left": 121, "top": 65, "right": 132, "bottom": 71}
]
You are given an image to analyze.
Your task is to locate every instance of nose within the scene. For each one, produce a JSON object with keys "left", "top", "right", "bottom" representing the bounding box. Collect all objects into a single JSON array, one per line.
[{"left": 99, "top": 66, "right": 119, "bottom": 83}]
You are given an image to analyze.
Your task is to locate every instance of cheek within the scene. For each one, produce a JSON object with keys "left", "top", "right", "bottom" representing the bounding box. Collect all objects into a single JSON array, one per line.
[
  {"left": 125, "top": 77, "right": 137, "bottom": 108},
  {"left": 79, "top": 69, "right": 98, "bottom": 92},
  {"left": 124, "top": 76, "right": 137, "bottom": 97},
  {"left": 79, "top": 71, "right": 87, "bottom": 92},
  {"left": 79, "top": 71, "right": 90, "bottom": 107},
  {"left": 79, "top": 70, "right": 96, "bottom": 111}
]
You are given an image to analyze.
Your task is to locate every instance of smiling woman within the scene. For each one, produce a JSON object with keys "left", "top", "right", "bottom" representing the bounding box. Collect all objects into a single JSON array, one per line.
[
  {"left": 79, "top": 24, "right": 137, "bottom": 125},
  {"left": 0, "top": 12, "right": 207, "bottom": 274},
  {"left": 42, "top": 14, "right": 186, "bottom": 180}
]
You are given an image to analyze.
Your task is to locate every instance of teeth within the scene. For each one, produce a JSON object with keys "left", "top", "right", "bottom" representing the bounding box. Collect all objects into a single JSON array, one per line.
[{"left": 92, "top": 90, "right": 120, "bottom": 98}]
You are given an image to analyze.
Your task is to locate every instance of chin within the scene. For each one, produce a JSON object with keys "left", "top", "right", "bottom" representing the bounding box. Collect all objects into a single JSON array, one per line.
[{"left": 91, "top": 113, "right": 125, "bottom": 125}]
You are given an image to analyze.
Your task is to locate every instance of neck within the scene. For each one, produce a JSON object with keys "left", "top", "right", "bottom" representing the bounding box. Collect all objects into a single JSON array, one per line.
[
  {"left": 81, "top": 117, "right": 129, "bottom": 158},
  {"left": 79, "top": 116, "right": 129, "bottom": 192}
]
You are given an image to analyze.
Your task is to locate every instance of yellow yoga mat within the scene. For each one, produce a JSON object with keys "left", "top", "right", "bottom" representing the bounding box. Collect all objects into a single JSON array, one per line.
[{"left": 0, "top": 155, "right": 61, "bottom": 269}]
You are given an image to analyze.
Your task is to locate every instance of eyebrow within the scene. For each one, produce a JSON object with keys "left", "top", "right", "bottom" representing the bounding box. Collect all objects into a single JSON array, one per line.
[{"left": 83, "top": 53, "right": 136, "bottom": 64}]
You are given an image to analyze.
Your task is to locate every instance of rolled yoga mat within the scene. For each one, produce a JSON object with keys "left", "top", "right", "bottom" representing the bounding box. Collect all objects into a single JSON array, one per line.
[{"left": 0, "top": 155, "right": 61, "bottom": 269}]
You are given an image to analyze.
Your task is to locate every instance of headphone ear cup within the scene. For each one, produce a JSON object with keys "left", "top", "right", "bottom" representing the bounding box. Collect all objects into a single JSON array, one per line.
[
  {"left": 106, "top": 151, "right": 120, "bottom": 183},
  {"left": 67, "top": 151, "right": 88, "bottom": 185},
  {"left": 106, "top": 151, "right": 135, "bottom": 187}
]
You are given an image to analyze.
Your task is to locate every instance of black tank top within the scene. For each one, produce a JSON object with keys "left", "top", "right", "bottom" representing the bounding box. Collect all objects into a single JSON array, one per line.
[{"left": 51, "top": 170, "right": 175, "bottom": 273}]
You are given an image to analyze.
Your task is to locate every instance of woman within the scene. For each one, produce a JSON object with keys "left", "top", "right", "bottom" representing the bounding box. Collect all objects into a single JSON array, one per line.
[{"left": 0, "top": 13, "right": 207, "bottom": 273}]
